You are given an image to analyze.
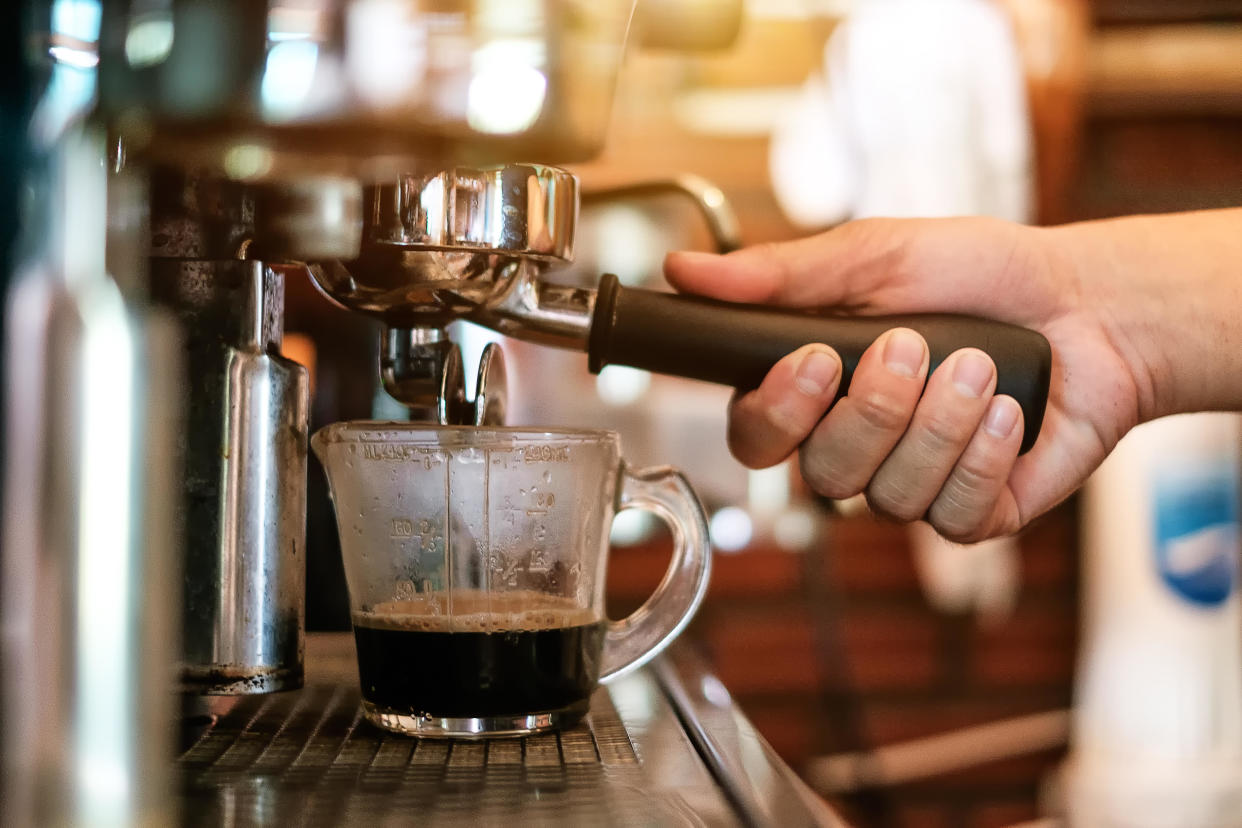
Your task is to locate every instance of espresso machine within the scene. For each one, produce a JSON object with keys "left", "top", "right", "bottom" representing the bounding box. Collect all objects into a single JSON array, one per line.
[{"left": 2, "top": 2, "right": 1050, "bottom": 825}]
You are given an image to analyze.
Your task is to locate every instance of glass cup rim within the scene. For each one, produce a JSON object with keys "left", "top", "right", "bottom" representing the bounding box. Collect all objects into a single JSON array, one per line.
[{"left": 312, "top": 420, "right": 620, "bottom": 448}]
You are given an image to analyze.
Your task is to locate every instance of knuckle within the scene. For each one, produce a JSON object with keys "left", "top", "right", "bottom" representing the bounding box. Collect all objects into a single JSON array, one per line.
[
  {"left": 865, "top": 478, "right": 925, "bottom": 523},
  {"left": 807, "top": 473, "right": 860, "bottom": 502},
  {"left": 954, "top": 450, "right": 1007, "bottom": 494},
  {"left": 727, "top": 427, "right": 777, "bottom": 470},
  {"left": 754, "top": 242, "right": 792, "bottom": 298},
  {"left": 755, "top": 240, "right": 786, "bottom": 263},
  {"left": 728, "top": 393, "right": 825, "bottom": 470},
  {"left": 854, "top": 390, "right": 912, "bottom": 434},
  {"left": 929, "top": 458, "right": 1006, "bottom": 540},
  {"left": 763, "top": 403, "right": 813, "bottom": 442},
  {"left": 727, "top": 418, "right": 771, "bottom": 469},
  {"left": 918, "top": 411, "right": 972, "bottom": 454},
  {"left": 798, "top": 445, "right": 861, "bottom": 500},
  {"left": 929, "top": 491, "right": 986, "bottom": 541}
]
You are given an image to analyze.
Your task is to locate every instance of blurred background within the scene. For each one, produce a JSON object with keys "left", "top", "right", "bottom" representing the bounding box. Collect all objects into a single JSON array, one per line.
[{"left": 269, "top": 0, "right": 1242, "bottom": 825}]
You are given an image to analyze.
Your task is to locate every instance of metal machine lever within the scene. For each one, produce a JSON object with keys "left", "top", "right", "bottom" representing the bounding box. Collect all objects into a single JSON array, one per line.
[{"left": 582, "top": 174, "right": 743, "bottom": 254}]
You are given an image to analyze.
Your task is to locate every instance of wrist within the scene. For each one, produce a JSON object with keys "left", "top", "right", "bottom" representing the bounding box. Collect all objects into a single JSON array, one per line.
[{"left": 1052, "top": 210, "right": 1242, "bottom": 422}]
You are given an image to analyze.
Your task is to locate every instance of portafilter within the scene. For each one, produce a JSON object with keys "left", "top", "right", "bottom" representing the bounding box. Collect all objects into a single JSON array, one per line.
[{"left": 305, "top": 164, "right": 1052, "bottom": 453}]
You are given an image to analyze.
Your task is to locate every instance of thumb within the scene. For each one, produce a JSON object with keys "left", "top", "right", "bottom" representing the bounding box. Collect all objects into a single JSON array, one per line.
[
  {"left": 664, "top": 216, "right": 1039, "bottom": 320},
  {"left": 663, "top": 219, "right": 912, "bottom": 310}
]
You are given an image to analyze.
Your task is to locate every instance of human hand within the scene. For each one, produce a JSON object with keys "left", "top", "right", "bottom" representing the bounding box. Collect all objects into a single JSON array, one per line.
[{"left": 665, "top": 216, "right": 1144, "bottom": 542}]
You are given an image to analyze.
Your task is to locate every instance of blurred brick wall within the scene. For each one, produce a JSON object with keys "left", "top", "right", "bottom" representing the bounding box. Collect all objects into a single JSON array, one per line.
[
  {"left": 1072, "top": 118, "right": 1242, "bottom": 220},
  {"left": 607, "top": 501, "right": 1078, "bottom": 827}
]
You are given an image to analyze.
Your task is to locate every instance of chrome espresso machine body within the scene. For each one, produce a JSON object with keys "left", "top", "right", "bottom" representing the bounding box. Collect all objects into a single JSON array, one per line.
[{"left": 2, "top": 1, "right": 1049, "bottom": 825}]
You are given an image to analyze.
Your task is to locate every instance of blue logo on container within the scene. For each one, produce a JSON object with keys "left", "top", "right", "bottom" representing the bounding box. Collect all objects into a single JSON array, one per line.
[{"left": 1153, "top": 464, "right": 1240, "bottom": 607}]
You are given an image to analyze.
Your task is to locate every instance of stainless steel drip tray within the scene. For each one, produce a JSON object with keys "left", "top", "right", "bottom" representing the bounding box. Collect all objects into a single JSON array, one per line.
[{"left": 179, "top": 634, "right": 844, "bottom": 828}]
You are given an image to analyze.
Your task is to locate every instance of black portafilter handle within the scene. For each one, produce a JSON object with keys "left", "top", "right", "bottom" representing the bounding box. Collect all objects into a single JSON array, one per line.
[{"left": 587, "top": 274, "right": 1052, "bottom": 455}]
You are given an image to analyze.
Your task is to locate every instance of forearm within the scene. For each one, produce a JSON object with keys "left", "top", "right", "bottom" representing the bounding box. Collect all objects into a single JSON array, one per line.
[{"left": 1047, "top": 208, "right": 1242, "bottom": 421}]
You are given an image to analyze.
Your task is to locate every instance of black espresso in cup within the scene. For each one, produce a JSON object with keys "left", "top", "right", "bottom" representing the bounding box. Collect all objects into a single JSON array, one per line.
[
  {"left": 315, "top": 424, "right": 712, "bottom": 737},
  {"left": 352, "top": 590, "right": 605, "bottom": 723}
]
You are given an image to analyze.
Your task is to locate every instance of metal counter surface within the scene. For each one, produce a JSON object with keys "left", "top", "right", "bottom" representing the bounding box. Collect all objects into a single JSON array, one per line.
[{"left": 179, "top": 633, "right": 846, "bottom": 827}]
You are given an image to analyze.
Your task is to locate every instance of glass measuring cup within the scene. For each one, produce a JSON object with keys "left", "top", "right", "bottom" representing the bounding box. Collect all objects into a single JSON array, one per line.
[{"left": 311, "top": 423, "right": 712, "bottom": 738}]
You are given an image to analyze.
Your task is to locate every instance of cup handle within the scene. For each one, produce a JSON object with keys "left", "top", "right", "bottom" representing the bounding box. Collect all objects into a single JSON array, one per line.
[{"left": 599, "top": 463, "right": 712, "bottom": 682}]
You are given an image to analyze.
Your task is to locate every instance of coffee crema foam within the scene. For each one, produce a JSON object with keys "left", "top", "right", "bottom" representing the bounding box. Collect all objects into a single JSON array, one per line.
[{"left": 354, "top": 589, "right": 599, "bottom": 633}]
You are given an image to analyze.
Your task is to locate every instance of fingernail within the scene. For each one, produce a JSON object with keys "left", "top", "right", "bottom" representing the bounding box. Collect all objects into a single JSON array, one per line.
[
  {"left": 883, "top": 328, "right": 926, "bottom": 378},
  {"left": 795, "top": 348, "right": 839, "bottom": 396},
  {"left": 984, "top": 397, "right": 1020, "bottom": 438},
  {"left": 952, "top": 350, "right": 993, "bottom": 398}
]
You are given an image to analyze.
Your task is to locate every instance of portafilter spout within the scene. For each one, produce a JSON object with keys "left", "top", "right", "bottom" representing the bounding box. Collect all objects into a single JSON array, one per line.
[{"left": 307, "top": 165, "right": 1053, "bottom": 454}]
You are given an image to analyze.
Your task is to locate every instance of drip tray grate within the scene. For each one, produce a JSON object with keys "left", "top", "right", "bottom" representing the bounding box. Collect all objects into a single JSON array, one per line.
[{"left": 180, "top": 683, "right": 656, "bottom": 827}]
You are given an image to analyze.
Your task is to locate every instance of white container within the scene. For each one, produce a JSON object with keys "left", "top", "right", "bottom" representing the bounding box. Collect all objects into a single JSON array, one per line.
[{"left": 1065, "top": 413, "right": 1242, "bottom": 827}]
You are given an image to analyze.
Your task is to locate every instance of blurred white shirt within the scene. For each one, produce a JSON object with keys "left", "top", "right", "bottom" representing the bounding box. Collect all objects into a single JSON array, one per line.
[{"left": 770, "top": 0, "right": 1033, "bottom": 224}]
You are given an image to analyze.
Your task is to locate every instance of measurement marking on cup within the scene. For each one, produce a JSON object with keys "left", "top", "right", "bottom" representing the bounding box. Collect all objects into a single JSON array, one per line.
[
  {"left": 524, "top": 445, "right": 570, "bottom": 464},
  {"left": 360, "top": 443, "right": 444, "bottom": 469},
  {"left": 361, "top": 443, "right": 416, "bottom": 461}
]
